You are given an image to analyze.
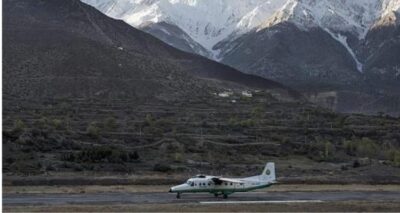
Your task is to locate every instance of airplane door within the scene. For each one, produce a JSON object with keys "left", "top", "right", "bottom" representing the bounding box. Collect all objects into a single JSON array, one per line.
[{"left": 236, "top": 182, "right": 245, "bottom": 191}]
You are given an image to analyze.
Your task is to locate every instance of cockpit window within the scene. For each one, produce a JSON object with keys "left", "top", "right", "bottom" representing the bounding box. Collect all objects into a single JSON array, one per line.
[{"left": 187, "top": 181, "right": 195, "bottom": 187}]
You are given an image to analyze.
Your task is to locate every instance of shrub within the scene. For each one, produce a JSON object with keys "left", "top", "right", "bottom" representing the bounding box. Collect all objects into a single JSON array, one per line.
[
  {"left": 104, "top": 117, "right": 118, "bottom": 132},
  {"left": 153, "top": 163, "right": 171, "bottom": 172},
  {"left": 36, "top": 117, "right": 49, "bottom": 129},
  {"left": 324, "top": 141, "right": 335, "bottom": 160},
  {"left": 87, "top": 122, "right": 100, "bottom": 138},
  {"left": 240, "top": 119, "right": 255, "bottom": 128},
  {"left": 386, "top": 150, "right": 400, "bottom": 167},
  {"left": 12, "top": 119, "right": 25, "bottom": 135},
  {"left": 173, "top": 152, "right": 183, "bottom": 163},
  {"left": 129, "top": 151, "right": 140, "bottom": 161},
  {"left": 66, "top": 146, "right": 139, "bottom": 164},
  {"left": 307, "top": 139, "right": 335, "bottom": 162},
  {"left": 353, "top": 160, "right": 361, "bottom": 168},
  {"left": 344, "top": 138, "right": 379, "bottom": 158},
  {"left": 52, "top": 119, "right": 65, "bottom": 130},
  {"left": 344, "top": 140, "right": 357, "bottom": 156},
  {"left": 251, "top": 106, "right": 264, "bottom": 118},
  {"left": 144, "top": 114, "right": 155, "bottom": 127},
  {"left": 228, "top": 117, "right": 239, "bottom": 127},
  {"left": 356, "top": 138, "right": 379, "bottom": 158},
  {"left": 394, "top": 152, "right": 400, "bottom": 167}
]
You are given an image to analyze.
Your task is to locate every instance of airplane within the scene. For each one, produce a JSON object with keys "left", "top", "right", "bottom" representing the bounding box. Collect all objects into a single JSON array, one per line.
[{"left": 169, "top": 162, "right": 276, "bottom": 199}]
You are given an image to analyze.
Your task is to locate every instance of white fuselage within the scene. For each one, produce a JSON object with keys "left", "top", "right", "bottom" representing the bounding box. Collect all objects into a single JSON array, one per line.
[
  {"left": 170, "top": 175, "right": 274, "bottom": 195},
  {"left": 169, "top": 162, "right": 276, "bottom": 198}
]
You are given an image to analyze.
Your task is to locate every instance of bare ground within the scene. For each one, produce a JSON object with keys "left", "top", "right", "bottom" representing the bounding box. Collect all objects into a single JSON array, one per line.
[
  {"left": 4, "top": 201, "right": 400, "bottom": 212},
  {"left": 4, "top": 184, "right": 400, "bottom": 194}
]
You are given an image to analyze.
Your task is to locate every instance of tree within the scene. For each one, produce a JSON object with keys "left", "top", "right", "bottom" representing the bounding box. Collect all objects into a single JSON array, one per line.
[
  {"left": 87, "top": 122, "right": 100, "bottom": 138},
  {"left": 251, "top": 106, "right": 264, "bottom": 118},
  {"left": 129, "top": 151, "right": 140, "bottom": 161},
  {"left": 357, "top": 138, "right": 379, "bottom": 158},
  {"left": 394, "top": 152, "right": 400, "bottom": 167},
  {"left": 324, "top": 141, "right": 335, "bottom": 160},
  {"left": 12, "top": 119, "right": 25, "bottom": 135},
  {"left": 104, "top": 117, "right": 118, "bottom": 132},
  {"left": 52, "top": 119, "right": 65, "bottom": 130}
]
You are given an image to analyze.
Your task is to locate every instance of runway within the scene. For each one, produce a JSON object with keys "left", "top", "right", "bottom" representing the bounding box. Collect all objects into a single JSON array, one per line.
[{"left": 4, "top": 191, "right": 400, "bottom": 206}]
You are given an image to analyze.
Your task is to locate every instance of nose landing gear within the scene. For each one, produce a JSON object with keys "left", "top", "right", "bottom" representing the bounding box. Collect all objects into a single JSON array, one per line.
[{"left": 176, "top": 193, "right": 181, "bottom": 199}]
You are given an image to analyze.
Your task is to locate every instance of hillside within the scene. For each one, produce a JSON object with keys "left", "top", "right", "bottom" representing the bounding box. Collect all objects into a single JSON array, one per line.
[
  {"left": 2, "top": 0, "right": 400, "bottom": 182},
  {"left": 3, "top": 0, "right": 289, "bottom": 101},
  {"left": 83, "top": 0, "right": 400, "bottom": 115}
]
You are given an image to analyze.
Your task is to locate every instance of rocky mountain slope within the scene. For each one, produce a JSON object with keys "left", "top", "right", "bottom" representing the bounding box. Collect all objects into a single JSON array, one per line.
[
  {"left": 217, "top": 0, "right": 400, "bottom": 115},
  {"left": 218, "top": 0, "right": 400, "bottom": 80},
  {"left": 83, "top": 0, "right": 400, "bottom": 115},
  {"left": 81, "top": 0, "right": 287, "bottom": 58},
  {"left": 82, "top": 0, "right": 399, "bottom": 62},
  {"left": 3, "top": 0, "right": 292, "bottom": 102}
]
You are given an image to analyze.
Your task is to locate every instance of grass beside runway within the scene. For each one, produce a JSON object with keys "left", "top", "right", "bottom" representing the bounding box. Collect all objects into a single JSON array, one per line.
[{"left": 4, "top": 201, "right": 400, "bottom": 212}]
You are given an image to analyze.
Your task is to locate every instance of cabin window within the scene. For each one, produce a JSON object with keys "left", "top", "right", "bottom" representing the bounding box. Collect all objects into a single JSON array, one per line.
[
  {"left": 230, "top": 183, "right": 233, "bottom": 186},
  {"left": 224, "top": 183, "right": 227, "bottom": 186},
  {"left": 203, "top": 183, "right": 206, "bottom": 186},
  {"left": 208, "top": 183, "right": 211, "bottom": 186}
]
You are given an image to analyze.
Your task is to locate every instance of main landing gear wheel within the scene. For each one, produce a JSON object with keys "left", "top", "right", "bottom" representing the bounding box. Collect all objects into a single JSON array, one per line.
[
  {"left": 214, "top": 193, "right": 219, "bottom": 198},
  {"left": 223, "top": 194, "right": 228, "bottom": 199},
  {"left": 176, "top": 193, "right": 181, "bottom": 199}
]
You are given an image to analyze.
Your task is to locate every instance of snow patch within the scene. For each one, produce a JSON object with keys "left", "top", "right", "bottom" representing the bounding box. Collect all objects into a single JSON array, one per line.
[
  {"left": 159, "top": 27, "right": 171, "bottom": 35},
  {"left": 325, "top": 29, "right": 363, "bottom": 72}
]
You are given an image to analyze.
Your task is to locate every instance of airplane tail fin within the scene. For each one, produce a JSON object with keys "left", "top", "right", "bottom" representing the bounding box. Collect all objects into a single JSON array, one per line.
[{"left": 261, "top": 162, "right": 276, "bottom": 182}]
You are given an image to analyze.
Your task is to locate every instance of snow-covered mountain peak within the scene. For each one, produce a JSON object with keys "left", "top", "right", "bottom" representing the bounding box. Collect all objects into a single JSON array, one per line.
[
  {"left": 82, "top": 0, "right": 400, "bottom": 60},
  {"left": 82, "top": 0, "right": 286, "bottom": 55},
  {"left": 260, "top": 0, "right": 397, "bottom": 40}
]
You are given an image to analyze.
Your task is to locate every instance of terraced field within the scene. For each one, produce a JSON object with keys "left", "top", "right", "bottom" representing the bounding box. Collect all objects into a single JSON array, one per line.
[{"left": 3, "top": 89, "right": 400, "bottom": 182}]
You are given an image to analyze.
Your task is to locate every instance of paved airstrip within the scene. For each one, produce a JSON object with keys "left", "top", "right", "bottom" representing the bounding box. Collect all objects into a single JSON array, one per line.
[{"left": 4, "top": 191, "right": 400, "bottom": 206}]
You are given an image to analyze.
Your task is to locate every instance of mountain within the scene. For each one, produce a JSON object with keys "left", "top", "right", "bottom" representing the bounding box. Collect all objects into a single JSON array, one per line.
[
  {"left": 83, "top": 0, "right": 400, "bottom": 115},
  {"left": 3, "top": 0, "right": 306, "bottom": 177},
  {"left": 4, "top": 0, "right": 400, "bottom": 183},
  {"left": 81, "top": 0, "right": 287, "bottom": 58},
  {"left": 82, "top": 0, "right": 400, "bottom": 83},
  {"left": 217, "top": 0, "right": 400, "bottom": 114},
  {"left": 140, "top": 21, "right": 213, "bottom": 58},
  {"left": 218, "top": 0, "right": 400, "bottom": 81},
  {"left": 3, "top": 0, "right": 291, "bottom": 102},
  {"left": 82, "top": 0, "right": 400, "bottom": 60}
]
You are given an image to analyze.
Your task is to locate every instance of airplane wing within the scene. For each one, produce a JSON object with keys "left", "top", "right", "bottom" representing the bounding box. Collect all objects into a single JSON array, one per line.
[{"left": 212, "top": 177, "right": 244, "bottom": 184}]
